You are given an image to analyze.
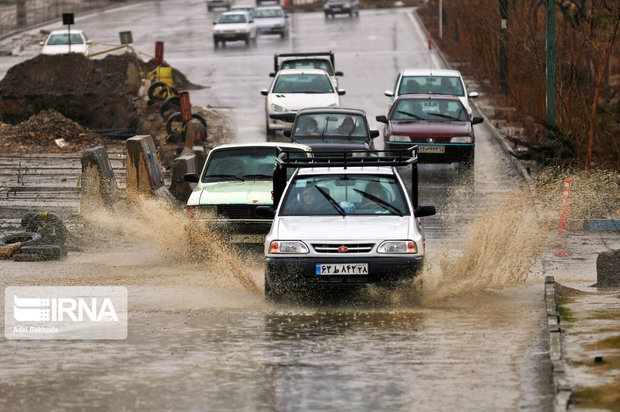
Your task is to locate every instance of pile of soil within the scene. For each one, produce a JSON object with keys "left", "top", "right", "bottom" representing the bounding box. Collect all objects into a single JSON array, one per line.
[
  {"left": 0, "top": 109, "right": 116, "bottom": 153},
  {"left": 0, "top": 52, "right": 213, "bottom": 157}
]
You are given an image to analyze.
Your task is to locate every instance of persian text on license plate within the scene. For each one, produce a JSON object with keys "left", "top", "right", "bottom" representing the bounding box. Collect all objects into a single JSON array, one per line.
[
  {"left": 418, "top": 145, "right": 445, "bottom": 154},
  {"left": 316, "top": 263, "right": 368, "bottom": 275}
]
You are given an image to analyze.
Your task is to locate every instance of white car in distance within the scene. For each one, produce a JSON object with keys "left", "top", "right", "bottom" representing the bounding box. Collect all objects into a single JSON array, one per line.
[
  {"left": 261, "top": 68, "right": 345, "bottom": 136},
  {"left": 385, "top": 69, "right": 479, "bottom": 117},
  {"left": 40, "top": 29, "right": 92, "bottom": 55},
  {"left": 213, "top": 11, "right": 257, "bottom": 47}
]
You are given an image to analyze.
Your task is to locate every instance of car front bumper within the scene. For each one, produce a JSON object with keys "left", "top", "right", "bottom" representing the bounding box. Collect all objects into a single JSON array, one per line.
[
  {"left": 386, "top": 142, "right": 474, "bottom": 163},
  {"left": 258, "top": 26, "right": 286, "bottom": 35},
  {"left": 213, "top": 33, "right": 248, "bottom": 42},
  {"left": 186, "top": 219, "right": 272, "bottom": 245},
  {"left": 265, "top": 255, "right": 423, "bottom": 290}
]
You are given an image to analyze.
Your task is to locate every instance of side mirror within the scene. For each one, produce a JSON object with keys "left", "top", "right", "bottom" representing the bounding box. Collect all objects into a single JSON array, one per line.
[
  {"left": 269, "top": 72, "right": 275, "bottom": 77},
  {"left": 255, "top": 205, "right": 275, "bottom": 218},
  {"left": 184, "top": 173, "right": 200, "bottom": 183},
  {"left": 40, "top": 41, "right": 44, "bottom": 46},
  {"left": 370, "top": 130, "right": 380, "bottom": 138},
  {"left": 468, "top": 91, "right": 479, "bottom": 98},
  {"left": 283, "top": 129, "right": 292, "bottom": 138},
  {"left": 415, "top": 205, "right": 436, "bottom": 217},
  {"left": 338, "top": 89, "right": 346, "bottom": 96},
  {"left": 384, "top": 90, "right": 394, "bottom": 97},
  {"left": 376, "top": 115, "right": 388, "bottom": 124},
  {"left": 471, "top": 116, "right": 484, "bottom": 125},
  {"left": 213, "top": 22, "right": 217, "bottom": 25},
  {"left": 335, "top": 71, "right": 343, "bottom": 76},
  {"left": 261, "top": 89, "right": 269, "bottom": 96}
]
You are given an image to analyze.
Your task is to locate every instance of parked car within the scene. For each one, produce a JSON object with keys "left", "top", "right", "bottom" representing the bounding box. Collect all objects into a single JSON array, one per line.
[
  {"left": 270, "top": 51, "right": 343, "bottom": 87},
  {"left": 256, "top": 150, "right": 436, "bottom": 301},
  {"left": 280, "top": 108, "right": 380, "bottom": 154},
  {"left": 254, "top": 6, "right": 288, "bottom": 38},
  {"left": 230, "top": 4, "right": 255, "bottom": 17},
  {"left": 212, "top": 11, "right": 257, "bottom": 47},
  {"left": 384, "top": 69, "right": 479, "bottom": 117},
  {"left": 183, "top": 142, "right": 312, "bottom": 249},
  {"left": 376, "top": 94, "right": 484, "bottom": 165},
  {"left": 40, "top": 29, "right": 92, "bottom": 55},
  {"left": 324, "top": 0, "right": 359, "bottom": 18},
  {"left": 207, "top": 0, "right": 232, "bottom": 11},
  {"left": 261, "top": 69, "right": 345, "bottom": 135}
]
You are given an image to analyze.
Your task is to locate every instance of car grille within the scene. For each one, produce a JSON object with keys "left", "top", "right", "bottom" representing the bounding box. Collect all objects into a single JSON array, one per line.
[
  {"left": 217, "top": 205, "right": 268, "bottom": 219},
  {"left": 312, "top": 243, "right": 375, "bottom": 253}
]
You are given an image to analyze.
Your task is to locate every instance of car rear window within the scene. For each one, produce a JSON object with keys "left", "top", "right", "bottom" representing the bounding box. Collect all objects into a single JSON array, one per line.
[
  {"left": 294, "top": 113, "right": 368, "bottom": 138},
  {"left": 254, "top": 8, "right": 284, "bottom": 17},
  {"left": 280, "top": 59, "right": 333, "bottom": 75}
]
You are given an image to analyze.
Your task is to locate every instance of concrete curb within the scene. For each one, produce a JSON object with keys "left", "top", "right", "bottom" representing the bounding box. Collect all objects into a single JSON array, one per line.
[
  {"left": 544, "top": 276, "right": 573, "bottom": 411},
  {"left": 410, "top": 9, "right": 533, "bottom": 183}
]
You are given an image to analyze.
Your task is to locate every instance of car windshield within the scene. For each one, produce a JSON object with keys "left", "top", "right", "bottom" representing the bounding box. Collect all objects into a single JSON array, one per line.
[
  {"left": 202, "top": 147, "right": 306, "bottom": 182},
  {"left": 218, "top": 14, "right": 247, "bottom": 24},
  {"left": 46, "top": 33, "right": 84, "bottom": 45},
  {"left": 391, "top": 98, "right": 469, "bottom": 121},
  {"left": 293, "top": 113, "right": 368, "bottom": 138},
  {"left": 280, "top": 59, "right": 334, "bottom": 76},
  {"left": 254, "top": 8, "right": 284, "bottom": 18},
  {"left": 280, "top": 174, "right": 408, "bottom": 216},
  {"left": 397, "top": 75, "right": 464, "bottom": 97},
  {"left": 272, "top": 73, "right": 334, "bottom": 94}
]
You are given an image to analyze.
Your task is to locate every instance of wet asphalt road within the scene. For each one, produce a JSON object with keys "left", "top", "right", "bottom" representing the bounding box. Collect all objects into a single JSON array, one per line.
[{"left": 0, "top": 1, "right": 553, "bottom": 410}]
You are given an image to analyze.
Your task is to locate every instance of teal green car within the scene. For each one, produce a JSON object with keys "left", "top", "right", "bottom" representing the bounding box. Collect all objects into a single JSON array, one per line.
[{"left": 184, "top": 142, "right": 312, "bottom": 247}]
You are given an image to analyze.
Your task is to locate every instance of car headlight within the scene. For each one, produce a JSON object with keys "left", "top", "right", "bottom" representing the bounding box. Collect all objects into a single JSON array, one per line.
[
  {"left": 388, "top": 134, "right": 411, "bottom": 142},
  {"left": 186, "top": 205, "right": 217, "bottom": 219},
  {"left": 450, "top": 136, "right": 473, "bottom": 143},
  {"left": 377, "top": 241, "right": 417, "bottom": 254},
  {"left": 271, "top": 103, "right": 286, "bottom": 112},
  {"left": 269, "top": 241, "right": 309, "bottom": 254},
  {"left": 237, "top": 28, "right": 249, "bottom": 33}
]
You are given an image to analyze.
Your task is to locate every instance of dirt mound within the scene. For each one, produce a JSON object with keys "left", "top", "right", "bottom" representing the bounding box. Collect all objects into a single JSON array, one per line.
[{"left": 0, "top": 109, "right": 116, "bottom": 153}]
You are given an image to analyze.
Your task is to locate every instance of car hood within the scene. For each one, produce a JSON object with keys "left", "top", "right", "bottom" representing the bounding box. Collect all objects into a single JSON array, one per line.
[
  {"left": 214, "top": 23, "right": 251, "bottom": 31},
  {"left": 274, "top": 216, "right": 411, "bottom": 240},
  {"left": 389, "top": 120, "right": 471, "bottom": 137},
  {"left": 269, "top": 94, "right": 339, "bottom": 111},
  {"left": 41, "top": 45, "right": 88, "bottom": 55},
  {"left": 187, "top": 180, "right": 273, "bottom": 206},
  {"left": 255, "top": 17, "right": 285, "bottom": 28},
  {"left": 291, "top": 139, "right": 369, "bottom": 152}
]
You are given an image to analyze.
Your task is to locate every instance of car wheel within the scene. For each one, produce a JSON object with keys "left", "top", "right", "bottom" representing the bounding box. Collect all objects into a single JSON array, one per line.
[
  {"left": 264, "top": 273, "right": 283, "bottom": 302},
  {"left": 265, "top": 117, "right": 274, "bottom": 137},
  {"left": 244, "top": 34, "right": 250, "bottom": 45},
  {"left": 324, "top": 12, "right": 329, "bottom": 18},
  {"left": 355, "top": 10, "right": 359, "bottom": 17}
]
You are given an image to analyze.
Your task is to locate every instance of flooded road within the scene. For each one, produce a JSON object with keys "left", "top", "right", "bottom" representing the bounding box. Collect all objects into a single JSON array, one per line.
[{"left": 0, "top": 243, "right": 552, "bottom": 411}]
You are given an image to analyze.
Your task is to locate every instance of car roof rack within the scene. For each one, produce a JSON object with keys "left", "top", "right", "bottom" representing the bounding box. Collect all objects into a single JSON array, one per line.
[
  {"left": 274, "top": 51, "right": 335, "bottom": 73},
  {"left": 272, "top": 147, "right": 421, "bottom": 209}
]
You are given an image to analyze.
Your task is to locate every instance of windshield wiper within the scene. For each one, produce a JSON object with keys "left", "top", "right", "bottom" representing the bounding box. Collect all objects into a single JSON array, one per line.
[
  {"left": 241, "top": 174, "right": 272, "bottom": 180},
  {"left": 316, "top": 186, "right": 346, "bottom": 217},
  {"left": 353, "top": 188, "right": 403, "bottom": 216},
  {"left": 204, "top": 174, "right": 244, "bottom": 181},
  {"left": 428, "top": 112, "right": 461, "bottom": 121},
  {"left": 396, "top": 110, "right": 422, "bottom": 120}
]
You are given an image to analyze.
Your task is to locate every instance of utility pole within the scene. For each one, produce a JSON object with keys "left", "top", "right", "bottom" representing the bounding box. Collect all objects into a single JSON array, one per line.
[
  {"left": 438, "top": 0, "right": 443, "bottom": 40},
  {"left": 546, "top": 0, "right": 557, "bottom": 137},
  {"left": 499, "top": 0, "right": 509, "bottom": 95}
]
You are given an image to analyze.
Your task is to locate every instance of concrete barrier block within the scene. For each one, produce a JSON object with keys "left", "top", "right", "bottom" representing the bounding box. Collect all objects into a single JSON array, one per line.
[
  {"left": 169, "top": 153, "right": 197, "bottom": 203},
  {"left": 596, "top": 249, "right": 620, "bottom": 287},
  {"left": 126, "top": 135, "right": 164, "bottom": 195},
  {"left": 81, "top": 146, "right": 118, "bottom": 205}
]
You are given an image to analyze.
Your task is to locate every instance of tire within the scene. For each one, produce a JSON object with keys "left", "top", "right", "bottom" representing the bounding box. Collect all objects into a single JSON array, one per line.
[
  {"left": 20, "top": 212, "right": 37, "bottom": 228},
  {"left": 25, "top": 212, "right": 67, "bottom": 246},
  {"left": 265, "top": 117, "right": 274, "bottom": 137},
  {"left": 165, "top": 112, "right": 208, "bottom": 139},
  {"left": 148, "top": 81, "right": 177, "bottom": 102},
  {"left": 0, "top": 232, "right": 41, "bottom": 246},
  {"left": 245, "top": 34, "right": 250, "bottom": 45},
  {"left": 160, "top": 95, "right": 180, "bottom": 119},
  {"left": 264, "top": 273, "right": 283, "bottom": 303},
  {"left": 325, "top": 12, "right": 329, "bottom": 19}
]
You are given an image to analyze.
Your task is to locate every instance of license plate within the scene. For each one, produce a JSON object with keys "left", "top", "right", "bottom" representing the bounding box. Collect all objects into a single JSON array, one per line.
[
  {"left": 227, "top": 234, "right": 264, "bottom": 244},
  {"left": 224, "top": 34, "right": 236, "bottom": 38},
  {"left": 332, "top": 7, "right": 342, "bottom": 11},
  {"left": 419, "top": 145, "right": 445, "bottom": 154},
  {"left": 315, "top": 263, "right": 368, "bottom": 275}
]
